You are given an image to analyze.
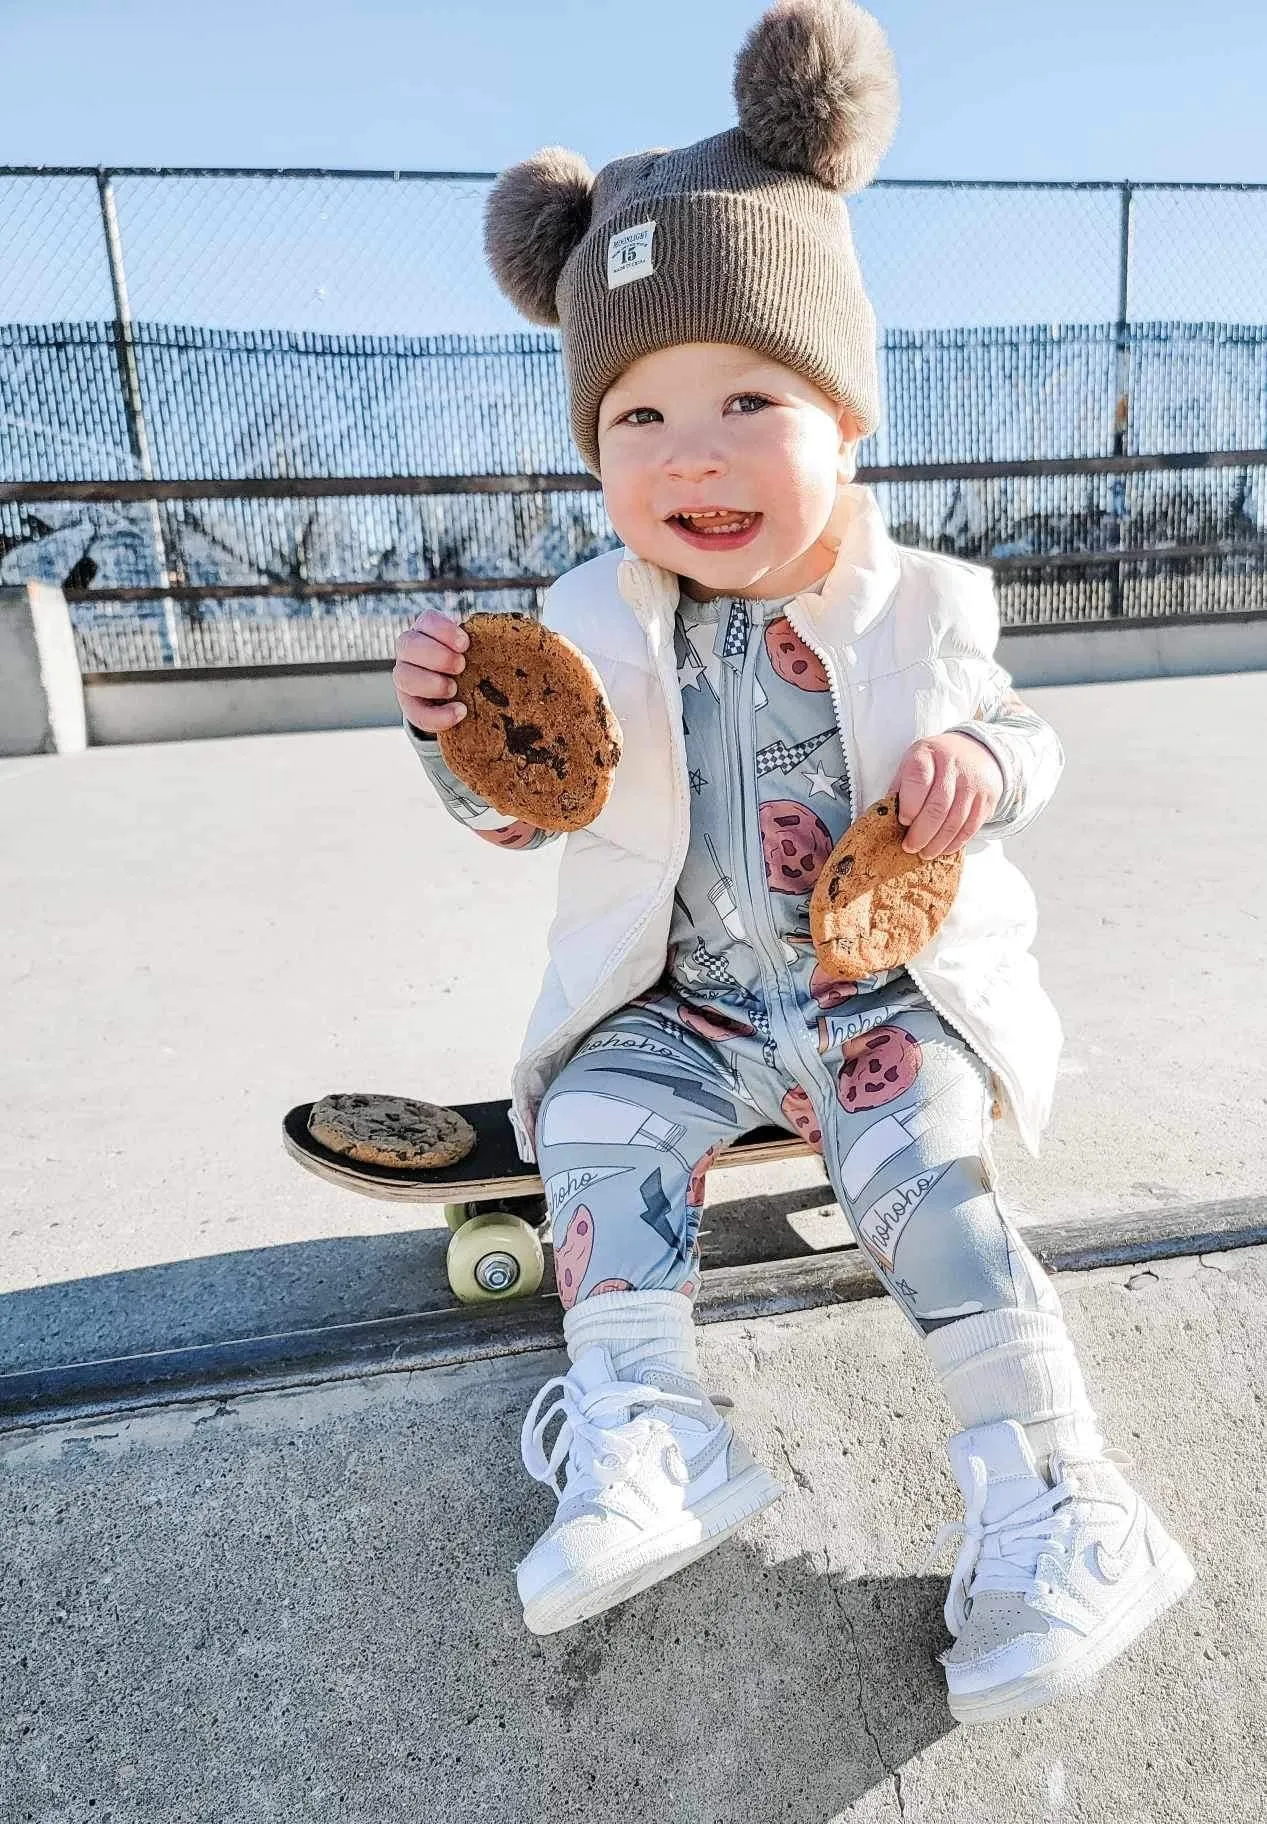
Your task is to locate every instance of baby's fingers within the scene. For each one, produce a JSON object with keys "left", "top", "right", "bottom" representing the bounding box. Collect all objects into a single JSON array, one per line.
[
  {"left": 394, "top": 655, "right": 464, "bottom": 703},
  {"left": 395, "top": 621, "right": 468, "bottom": 676},
  {"left": 398, "top": 692, "right": 467, "bottom": 734},
  {"left": 891, "top": 742, "right": 937, "bottom": 833}
]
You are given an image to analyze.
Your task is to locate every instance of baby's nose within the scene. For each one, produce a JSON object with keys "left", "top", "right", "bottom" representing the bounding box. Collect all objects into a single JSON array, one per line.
[{"left": 665, "top": 445, "right": 725, "bottom": 480}]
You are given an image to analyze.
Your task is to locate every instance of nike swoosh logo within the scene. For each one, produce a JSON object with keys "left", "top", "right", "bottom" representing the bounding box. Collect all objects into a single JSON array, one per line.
[{"left": 1095, "top": 1500, "right": 1151, "bottom": 1583}]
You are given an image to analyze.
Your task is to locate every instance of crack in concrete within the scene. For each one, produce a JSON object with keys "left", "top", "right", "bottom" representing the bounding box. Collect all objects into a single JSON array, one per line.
[
  {"left": 824, "top": 1561, "right": 907, "bottom": 1822},
  {"left": 771, "top": 1419, "right": 813, "bottom": 1490}
]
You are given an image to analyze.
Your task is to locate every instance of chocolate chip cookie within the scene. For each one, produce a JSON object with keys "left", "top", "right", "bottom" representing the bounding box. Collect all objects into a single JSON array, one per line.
[
  {"left": 437, "top": 612, "right": 622, "bottom": 832},
  {"left": 307, "top": 1094, "right": 477, "bottom": 1169},
  {"left": 809, "top": 794, "right": 963, "bottom": 980}
]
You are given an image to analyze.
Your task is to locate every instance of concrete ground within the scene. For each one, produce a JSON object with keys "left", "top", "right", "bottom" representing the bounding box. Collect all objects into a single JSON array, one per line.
[
  {"left": 3, "top": 1250, "right": 1264, "bottom": 1823},
  {"left": 2, "top": 671, "right": 1266, "bottom": 1373},
  {"left": 2, "top": 671, "right": 1266, "bottom": 1821}
]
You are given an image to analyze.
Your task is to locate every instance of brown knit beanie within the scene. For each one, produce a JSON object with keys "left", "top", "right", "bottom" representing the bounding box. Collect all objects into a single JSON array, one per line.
[{"left": 483, "top": 0, "right": 899, "bottom": 476}]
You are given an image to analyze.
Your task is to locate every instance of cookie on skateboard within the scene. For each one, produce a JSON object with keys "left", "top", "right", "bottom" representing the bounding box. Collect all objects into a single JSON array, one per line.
[{"left": 282, "top": 1097, "right": 817, "bottom": 1306}]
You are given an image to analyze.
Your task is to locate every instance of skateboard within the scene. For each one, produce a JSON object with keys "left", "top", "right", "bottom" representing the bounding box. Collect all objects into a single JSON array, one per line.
[{"left": 283, "top": 1097, "right": 816, "bottom": 1305}]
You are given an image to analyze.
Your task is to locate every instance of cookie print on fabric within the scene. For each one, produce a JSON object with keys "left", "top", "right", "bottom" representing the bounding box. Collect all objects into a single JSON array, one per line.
[
  {"left": 476, "top": 818, "right": 540, "bottom": 849},
  {"left": 810, "top": 959, "right": 857, "bottom": 1011},
  {"left": 587, "top": 1278, "right": 634, "bottom": 1297},
  {"left": 686, "top": 1144, "right": 720, "bottom": 1210},
  {"left": 781, "top": 1084, "right": 823, "bottom": 1150},
  {"left": 764, "top": 617, "right": 830, "bottom": 691},
  {"left": 759, "top": 800, "right": 834, "bottom": 894},
  {"left": 555, "top": 1204, "right": 595, "bottom": 1307},
  {"left": 838, "top": 1024, "right": 924, "bottom": 1112}
]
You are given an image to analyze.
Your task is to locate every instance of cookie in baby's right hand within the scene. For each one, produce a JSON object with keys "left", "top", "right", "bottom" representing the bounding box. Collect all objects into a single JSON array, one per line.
[
  {"left": 437, "top": 612, "right": 622, "bottom": 832},
  {"left": 809, "top": 795, "right": 963, "bottom": 980}
]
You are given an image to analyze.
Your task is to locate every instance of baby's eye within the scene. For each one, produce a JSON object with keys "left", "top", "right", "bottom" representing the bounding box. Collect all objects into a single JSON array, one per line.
[
  {"left": 727, "top": 392, "right": 770, "bottom": 415},
  {"left": 621, "top": 407, "right": 663, "bottom": 426}
]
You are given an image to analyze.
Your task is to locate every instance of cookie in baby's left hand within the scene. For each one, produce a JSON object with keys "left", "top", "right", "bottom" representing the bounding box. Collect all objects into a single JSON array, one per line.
[
  {"left": 437, "top": 612, "right": 622, "bottom": 832},
  {"left": 809, "top": 795, "right": 963, "bottom": 980}
]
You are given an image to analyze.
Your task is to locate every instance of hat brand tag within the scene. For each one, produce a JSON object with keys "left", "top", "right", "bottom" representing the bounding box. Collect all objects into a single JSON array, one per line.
[{"left": 607, "top": 221, "right": 657, "bottom": 290}]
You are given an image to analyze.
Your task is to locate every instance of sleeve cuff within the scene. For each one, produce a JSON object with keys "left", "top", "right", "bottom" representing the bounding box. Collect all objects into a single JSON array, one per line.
[{"left": 947, "top": 722, "right": 1019, "bottom": 831}]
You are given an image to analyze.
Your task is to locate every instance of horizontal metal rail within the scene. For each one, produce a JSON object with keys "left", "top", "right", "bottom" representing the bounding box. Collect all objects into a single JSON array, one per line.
[
  {"left": 63, "top": 575, "right": 554, "bottom": 604},
  {"left": 58, "top": 543, "right": 1267, "bottom": 606},
  {"left": 988, "top": 537, "right": 1267, "bottom": 572},
  {"left": 5, "top": 165, "right": 1267, "bottom": 192},
  {"left": 0, "top": 474, "right": 600, "bottom": 502},
  {"left": 6, "top": 448, "right": 1267, "bottom": 504}
]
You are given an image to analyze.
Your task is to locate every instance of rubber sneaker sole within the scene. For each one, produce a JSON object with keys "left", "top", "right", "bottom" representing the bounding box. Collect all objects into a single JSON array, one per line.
[
  {"left": 947, "top": 1537, "right": 1196, "bottom": 1725},
  {"left": 520, "top": 1463, "right": 785, "bottom": 1636}
]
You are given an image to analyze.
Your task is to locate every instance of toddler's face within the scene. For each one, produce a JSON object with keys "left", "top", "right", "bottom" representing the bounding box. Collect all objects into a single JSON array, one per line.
[{"left": 596, "top": 343, "right": 859, "bottom": 601}]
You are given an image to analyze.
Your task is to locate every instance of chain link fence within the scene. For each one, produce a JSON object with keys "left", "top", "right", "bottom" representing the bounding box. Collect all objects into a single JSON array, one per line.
[{"left": 1, "top": 167, "right": 1264, "bottom": 668}]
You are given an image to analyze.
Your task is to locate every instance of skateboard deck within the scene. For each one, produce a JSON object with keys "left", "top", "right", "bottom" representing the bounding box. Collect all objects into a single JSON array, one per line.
[{"left": 283, "top": 1098, "right": 815, "bottom": 1208}]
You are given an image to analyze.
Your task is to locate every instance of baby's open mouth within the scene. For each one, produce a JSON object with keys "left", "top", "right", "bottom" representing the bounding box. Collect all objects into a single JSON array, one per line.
[{"left": 668, "top": 507, "right": 762, "bottom": 545}]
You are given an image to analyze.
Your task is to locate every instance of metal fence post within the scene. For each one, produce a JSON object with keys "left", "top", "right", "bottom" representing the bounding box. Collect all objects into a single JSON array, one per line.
[
  {"left": 96, "top": 168, "right": 183, "bottom": 665},
  {"left": 1109, "top": 179, "right": 1135, "bottom": 617}
]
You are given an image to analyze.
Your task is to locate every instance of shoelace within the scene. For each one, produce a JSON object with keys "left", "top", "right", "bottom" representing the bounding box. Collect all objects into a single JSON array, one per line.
[
  {"left": 925, "top": 1447, "right": 1134, "bottom": 1635},
  {"left": 521, "top": 1371, "right": 708, "bottom": 1506}
]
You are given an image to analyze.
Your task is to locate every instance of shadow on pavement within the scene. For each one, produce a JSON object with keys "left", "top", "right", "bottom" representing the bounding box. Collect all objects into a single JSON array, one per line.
[{"left": 3, "top": 1182, "right": 841, "bottom": 1378}]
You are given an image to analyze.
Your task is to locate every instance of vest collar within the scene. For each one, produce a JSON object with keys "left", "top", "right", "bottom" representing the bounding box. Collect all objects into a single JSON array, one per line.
[{"left": 615, "top": 485, "right": 901, "bottom": 646}]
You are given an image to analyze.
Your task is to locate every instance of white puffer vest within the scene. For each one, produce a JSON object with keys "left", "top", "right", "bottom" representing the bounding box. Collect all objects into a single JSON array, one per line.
[{"left": 507, "top": 485, "right": 1063, "bottom": 1164}]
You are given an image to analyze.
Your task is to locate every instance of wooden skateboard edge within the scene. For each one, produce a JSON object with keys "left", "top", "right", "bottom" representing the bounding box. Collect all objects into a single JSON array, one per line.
[{"left": 283, "top": 1100, "right": 818, "bottom": 1208}]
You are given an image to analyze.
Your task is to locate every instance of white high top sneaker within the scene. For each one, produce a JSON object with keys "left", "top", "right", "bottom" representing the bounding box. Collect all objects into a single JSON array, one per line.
[
  {"left": 515, "top": 1291, "right": 784, "bottom": 1634},
  {"left": 930, "top": 1420, "right": 1195, "bottom": 1724}
]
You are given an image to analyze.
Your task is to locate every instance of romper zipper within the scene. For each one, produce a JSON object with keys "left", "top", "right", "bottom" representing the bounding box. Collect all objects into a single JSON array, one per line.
[
  {"left": 780, "top": 598, "right": 1025, "bottom": 1122},
  {"left": 721, "top": 603, "right": 845, "bottom": 1101}
]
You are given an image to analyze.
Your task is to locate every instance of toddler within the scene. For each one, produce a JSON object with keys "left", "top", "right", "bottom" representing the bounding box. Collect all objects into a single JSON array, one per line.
[{"left": 393, "top": 0, "right": 1192, "bottom": 1724}]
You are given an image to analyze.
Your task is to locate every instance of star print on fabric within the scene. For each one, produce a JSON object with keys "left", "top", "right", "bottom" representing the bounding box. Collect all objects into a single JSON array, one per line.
[
  {"left": 677, "top": 614, "right": 725, "bottom": 699},
  {"left": 754, "top": 729, "right": 836, "bottom": 779},
  {"left": 895, "top": 1279, "right": 919, "bottom": 1303},
  {"left": 689, "top": 768, "right": 709, "bottom": 795},
  {"left": 803, "top": 763, "right": 845, "bottom": 798}
]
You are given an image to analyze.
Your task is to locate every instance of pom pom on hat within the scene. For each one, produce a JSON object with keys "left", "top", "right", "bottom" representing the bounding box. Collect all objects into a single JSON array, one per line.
[
  {"left": 733, "top": 0, "right": 899, "bottom": 193},
  {"left": 483, "top": 146, "right": 596, "bottom": 325}
]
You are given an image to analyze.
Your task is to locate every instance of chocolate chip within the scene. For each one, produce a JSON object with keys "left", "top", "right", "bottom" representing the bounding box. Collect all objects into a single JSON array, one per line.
[
  {"left": 477, "top": 677, "right": 510, "bottom": 708},
  {"left": 500, "top": 716, "right": 566, "bottom": 778}
]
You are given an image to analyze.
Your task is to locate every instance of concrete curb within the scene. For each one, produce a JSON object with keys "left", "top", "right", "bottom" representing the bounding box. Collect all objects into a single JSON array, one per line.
[{"left": 4, "top": 1192, "right": 1263, "bottom": 1433}]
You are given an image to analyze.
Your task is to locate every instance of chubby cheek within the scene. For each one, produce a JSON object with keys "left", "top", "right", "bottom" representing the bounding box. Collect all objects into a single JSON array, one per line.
[
  {"left": 758, "top": 432, "right": 840, "bottom": 548},
  {"left": 601, "top": 464, "right": 666, "bottom": 557}
]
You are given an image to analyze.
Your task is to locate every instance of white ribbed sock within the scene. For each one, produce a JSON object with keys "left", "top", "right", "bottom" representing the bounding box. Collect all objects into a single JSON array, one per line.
[
  {"left": 562, "top": 1288, "right": 700, "bottom": 1381},
  {"left": 924, "top": 1307, "right": 1106, "bottom": 1472}
]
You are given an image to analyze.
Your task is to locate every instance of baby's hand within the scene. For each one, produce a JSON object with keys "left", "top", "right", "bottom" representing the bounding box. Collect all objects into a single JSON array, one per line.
[
  {"left": 888, "top": 733, "right": 1004, "bottom": 858},
  {"left": 393, "top": 609, "right": 470, "bottom": 733}
]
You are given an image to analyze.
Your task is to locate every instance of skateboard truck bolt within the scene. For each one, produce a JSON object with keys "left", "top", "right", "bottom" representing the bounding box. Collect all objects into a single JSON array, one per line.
[{"left": 475, "top": 1250, "right": 522, "bottom": 1294}]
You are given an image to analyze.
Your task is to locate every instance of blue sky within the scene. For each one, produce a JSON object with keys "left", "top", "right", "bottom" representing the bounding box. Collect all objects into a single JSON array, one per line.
[
  {"left": 2, "top": 0, "right": 1264, "bottom": 179},
  {"left": 1, "top": 1, "right": 1263, "bottom": 336}
]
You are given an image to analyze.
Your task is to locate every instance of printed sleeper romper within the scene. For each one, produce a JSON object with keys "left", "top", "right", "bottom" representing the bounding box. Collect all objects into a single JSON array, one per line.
[{"left": 413, "top": 591, "right": 1062, "bottom": 1336}]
